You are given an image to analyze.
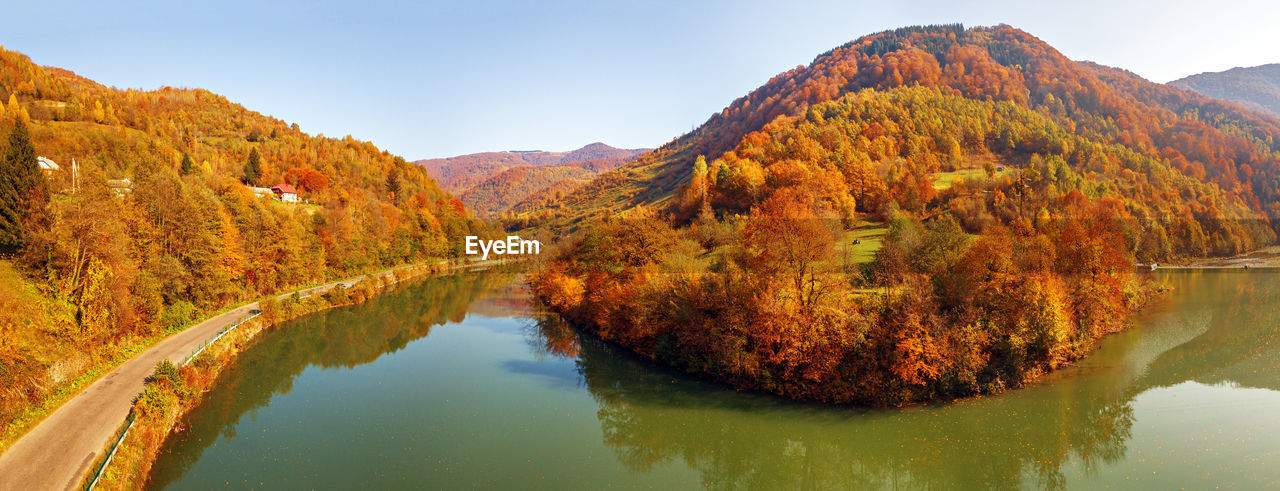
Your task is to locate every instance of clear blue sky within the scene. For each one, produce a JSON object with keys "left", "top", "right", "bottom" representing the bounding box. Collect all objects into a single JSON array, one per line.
[{"left": 5, "top": 0, "right": 1278, "bottom": 159}]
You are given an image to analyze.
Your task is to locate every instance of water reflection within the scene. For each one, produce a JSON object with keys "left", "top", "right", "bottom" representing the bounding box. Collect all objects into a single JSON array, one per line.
[
  {"left": 525, "top": 269, "right": 1279, "bottom": 489},
  {"left": 146, "top": 269, "right": 1280, "bottom": 489},
  {"left": 147, "top": 271, "right": 512, "bottom": 489}
]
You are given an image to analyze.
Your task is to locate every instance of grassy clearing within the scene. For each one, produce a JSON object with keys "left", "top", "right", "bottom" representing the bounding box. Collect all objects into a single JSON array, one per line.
[
  {"left": 294, "top": 202, "right": 323, "bottom": 215},
  {"left": 931, "top": 167, "right": 1012, "bottom": 190},
  {"left": 837, "top": 221, "right": 888, "bottom": 265}
]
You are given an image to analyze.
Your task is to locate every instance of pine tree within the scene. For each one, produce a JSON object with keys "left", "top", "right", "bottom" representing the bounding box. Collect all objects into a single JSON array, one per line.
[
  {"left": 386, "top": 168, "right": 402, "bottom": 202},
  {"left": 180, "top": 153, "right": 194, "bottom": 175},
  {"left": 243, "top": 147, "right": 261, "bottom": 184},
  {"left": 0, "top": 118, "right": 47, "bottom": 251}
]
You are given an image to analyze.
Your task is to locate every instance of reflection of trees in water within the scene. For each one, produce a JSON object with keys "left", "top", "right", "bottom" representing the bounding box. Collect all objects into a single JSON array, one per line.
[
  {"left": 146, "top": 271, "right": 510, "bottom": 489},
  {"left": 1131, "top": 271, "right": 1280, "bottom": 392},
  {"left": 526, "top": 272, "right": 1279, "bottom": 489}
]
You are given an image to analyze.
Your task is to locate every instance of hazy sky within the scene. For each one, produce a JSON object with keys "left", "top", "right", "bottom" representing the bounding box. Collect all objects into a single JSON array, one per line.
[{"left": 5, "top": 0, "right": 1278, "bottom": 159}]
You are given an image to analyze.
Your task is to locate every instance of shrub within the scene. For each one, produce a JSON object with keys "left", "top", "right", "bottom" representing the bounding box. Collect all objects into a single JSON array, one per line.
[
  {"left": 259, "top": 295, "right": 282, "bottom": 324},
  {"left": 151, "top": 359, "right": 181, "bottom": 387},
  {"left": 158, "top": 301, "right": 198, "bottom": 332},
  {"left": 323, "top": 284, "right": 349, "bottom": 304}
]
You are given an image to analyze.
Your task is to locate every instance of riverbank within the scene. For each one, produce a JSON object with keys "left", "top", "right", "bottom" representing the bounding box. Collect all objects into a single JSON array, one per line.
[
  {"left": 137, "top": 268, "right": 1280, "bottom": 489},
  {"left": 1160, "top": 246, "right": 1280, "bottom": 269},
  {"left": 0, "top": 258, "right": 502, "bottom": 491},
  {"left": 90, "top": 265, "right": 421, "bottom": 489}
]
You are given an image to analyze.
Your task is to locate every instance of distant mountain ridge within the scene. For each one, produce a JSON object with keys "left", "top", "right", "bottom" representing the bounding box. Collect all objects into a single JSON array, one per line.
[
  {"left": 414, "top": 142, "right": 648, "bottom": 193},
  {"left": 415, "top": 142, "right": 649, "bottom": 217},
  {"left": 1170, "top": 64, "right": 1280, "bottom": 118}
]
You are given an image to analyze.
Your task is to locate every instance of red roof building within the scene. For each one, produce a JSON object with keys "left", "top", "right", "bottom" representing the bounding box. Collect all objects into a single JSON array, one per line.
[{"left": 271, "top": 183, "right": 299, "bottom": 203}]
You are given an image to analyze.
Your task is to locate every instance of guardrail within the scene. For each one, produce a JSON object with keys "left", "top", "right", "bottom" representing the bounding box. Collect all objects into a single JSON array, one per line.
[
  {"left": 83, "top": 409, "right": 135, "bottom": 490},
  {"left": 79, "top": 262, "right": 472, "bottom": 489},
  {"left": 83, "top": 311, "right": 260, "bottom": 490},
  {"left": 182, "top": 311, "right": 261, "bottom": 367}
]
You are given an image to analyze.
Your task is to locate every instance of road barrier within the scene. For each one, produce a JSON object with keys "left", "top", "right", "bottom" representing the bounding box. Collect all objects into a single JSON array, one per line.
[
  {"left": 83, "top": 409, "right": 135, "bottom": 490},
  {"left": 78, "top": 261, "right": 487, "bottom": 488},
  {"left": 182, "top": 311, "right": 261, "bottom": 367},
  {"left": 83, "top": 311, "right": 259, "bottom": 490}
]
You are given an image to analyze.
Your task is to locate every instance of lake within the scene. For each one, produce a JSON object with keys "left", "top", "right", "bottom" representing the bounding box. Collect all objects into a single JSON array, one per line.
[{"left": 147, "top": 269, "right": 1280, "bottom": 489}]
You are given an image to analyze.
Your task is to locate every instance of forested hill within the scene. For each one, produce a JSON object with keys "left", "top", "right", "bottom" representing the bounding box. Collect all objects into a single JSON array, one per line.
[
  {"left": 532, "top": 24, "right": 1280, "bottom": 250},
  {"left": 0, "top": 46, "right": 483, "bottom": 432},
  {"left": 1170, "top": 64, "right": 1280, "bottom": 119},
  {"left": 415, "top": 142, "right": 648, "bottom": 193},
  {"left": 530, "top": 25, "right": 1280, "bottom": 407}
]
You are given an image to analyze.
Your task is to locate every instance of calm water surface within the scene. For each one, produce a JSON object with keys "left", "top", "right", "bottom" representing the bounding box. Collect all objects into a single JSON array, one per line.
[{"left": 147, "top": 269, "right": 1280, "bottom": 489}]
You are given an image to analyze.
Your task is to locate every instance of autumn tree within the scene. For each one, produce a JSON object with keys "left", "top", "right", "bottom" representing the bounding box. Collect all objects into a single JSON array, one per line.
[
  {"left": 283, "top": 167, "right": 329, "bottom": 194},
  {"left": 744, "top": 188, "right": 838, "bottom": 310}
]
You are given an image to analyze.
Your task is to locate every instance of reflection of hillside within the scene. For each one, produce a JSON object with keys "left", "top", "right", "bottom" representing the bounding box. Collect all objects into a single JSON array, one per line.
[
  {"left": 465, "top": 279, "right": 532, "bottom": 319},
  {"left": 146, "top": 271, "right": 510, "bottom": 489},
  {"left": 526, "top": 310, "right": 1128, "bottom": 489},
  {"left": 1129, "top": 271, "right": 1280, "bottom": 392},
  {"left": 525, "top": 270, "right": 1278, "bottom": 489}
]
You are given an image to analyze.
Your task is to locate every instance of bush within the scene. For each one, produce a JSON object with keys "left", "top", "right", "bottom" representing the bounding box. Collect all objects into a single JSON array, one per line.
[
  {"left": 323, "top": 284, "right": 349, "bottom": 304},
  {"left": 136, "top": 383, "right": 175, "bottom": 418},
  {"left": 151, "top": 359, "right": 181, "bottom": 387},
  {"left": 158, "top": 301, "right": 198, "bottom": 331},
  {"left": 259, "top": 295, "right": 282, "bottom": 324}
]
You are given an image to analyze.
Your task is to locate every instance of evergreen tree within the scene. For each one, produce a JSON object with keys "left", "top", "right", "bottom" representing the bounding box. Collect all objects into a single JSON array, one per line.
[
  {"left": 386, "top": 168, "right": 402, "bottom": 201},
  {"left": 243, "top": 147, "right": 261, "bottom": 184},
  {"left": 180, "top": 152, "right": 194, "bottom": 175},
  {"left": 0, "top": 118, "right": 47, "bottom": 251}
]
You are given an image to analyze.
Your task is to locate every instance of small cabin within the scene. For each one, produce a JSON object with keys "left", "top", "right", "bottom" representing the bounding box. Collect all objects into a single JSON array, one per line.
[
  {"left": 38, "top": 156, "right": 59, "bottom": 176},
  {"left": 271, "top": 183, "right": 299, "bottom": 203}
]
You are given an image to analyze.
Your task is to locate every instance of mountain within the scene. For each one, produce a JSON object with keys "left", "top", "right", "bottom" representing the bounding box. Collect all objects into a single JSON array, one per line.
[
  {"left": 0, "top": 47, "right": 481, "bottom": 435},
  {"left": 1170, "top": 64, "right": 1280, "bottom": 118},
  {"left": 531, "top": 25, "right": 1280, "bottom": 240},
  {"left": 414, "top": 142, "right": 647, "bottom": 193},
  {"left": 460, "top": 156, "right": 636, "bottom": 217},
  {"left": 460, "top": 165, "right": 595, "bottom": 217},
  {"left": 529, "top": 24, "right": 1280, "bottom": 407}
]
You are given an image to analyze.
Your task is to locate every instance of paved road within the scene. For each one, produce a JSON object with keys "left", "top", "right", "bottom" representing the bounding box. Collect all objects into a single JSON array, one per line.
[{"left": 0, "top": 270, "right": 399, "bottom": 490}]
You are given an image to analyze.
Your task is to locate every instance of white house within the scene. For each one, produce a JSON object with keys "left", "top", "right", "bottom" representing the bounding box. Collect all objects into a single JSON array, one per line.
[{"left": 271, "top": 183, "right": 299, "bottom": 203}]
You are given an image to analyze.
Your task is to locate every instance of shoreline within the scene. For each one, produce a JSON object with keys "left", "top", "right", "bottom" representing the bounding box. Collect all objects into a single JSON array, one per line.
[
  {"left": 0, "top": 258, "right": 505, "bottom": 491},
  {"left": 1151, "top": 246, "right": 1280, "bottom": 269},
  {"left": 92, "top": 259, "right": 512, "bottom": 490}
]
